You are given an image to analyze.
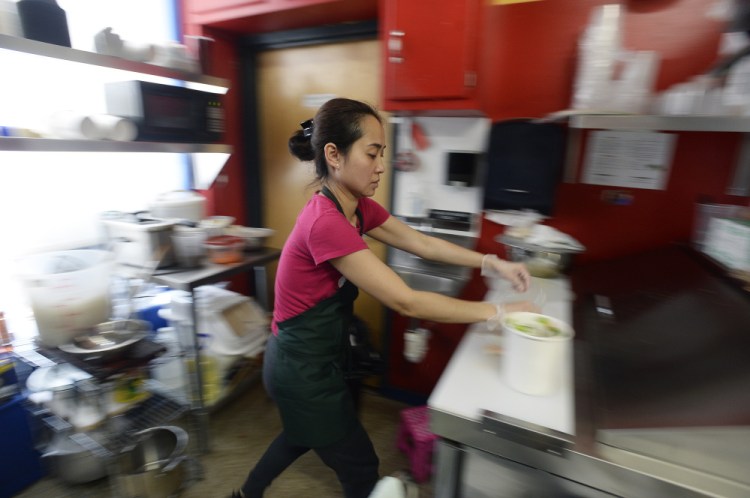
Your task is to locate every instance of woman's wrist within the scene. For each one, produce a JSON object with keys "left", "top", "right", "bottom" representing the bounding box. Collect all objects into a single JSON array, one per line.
[
  {"left": 485, "top": 302, "right": 506, "bottom": 331},
  {"left": 481, "top": 254, "right": 499, "bottom": 276}
]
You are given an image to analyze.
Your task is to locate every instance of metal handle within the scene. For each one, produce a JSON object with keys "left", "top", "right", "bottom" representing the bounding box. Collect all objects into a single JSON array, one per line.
[
  {"left": 480, "top": 409, "right": 573, "bottom": 457},
  {"left": 388, "top": 30, "right": 405, "bottom": 63}
]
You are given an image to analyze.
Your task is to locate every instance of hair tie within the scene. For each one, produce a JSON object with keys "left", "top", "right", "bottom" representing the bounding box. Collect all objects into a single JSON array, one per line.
[{"left": 300, "top": 119, "right": 314, "bottom": 138}]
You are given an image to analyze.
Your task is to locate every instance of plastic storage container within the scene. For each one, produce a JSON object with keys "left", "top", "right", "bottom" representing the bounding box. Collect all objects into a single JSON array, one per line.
[
  {"left": 17, "top": 250, "right": 114, "bottom": 347},
  {"left": 501, "top": 312, "right": 574, "bottom": 396},
  {"left": 204, "top": 235, "right": 244, "bottom": 264}
]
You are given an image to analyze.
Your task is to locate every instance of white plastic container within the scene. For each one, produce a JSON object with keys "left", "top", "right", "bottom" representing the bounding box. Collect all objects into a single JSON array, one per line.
[
  {"left": 16, "top": 250, "right": 114, "bottom": 347},
  {"left": 501, "top": 312, "right": 574, "bottom": 396},
  {"left": 101, "top": 216, "right": 175, "bottom": 268},
  {"left": 149, "top": 190, "right": 206, "bottom": 223}
]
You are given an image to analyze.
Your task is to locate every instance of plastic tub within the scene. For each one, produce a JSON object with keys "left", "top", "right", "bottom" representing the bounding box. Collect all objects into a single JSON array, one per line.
[
  {"left": 16, "top": 250, "right": 114, "bottom": 347},
  {"left": 501, "top": 312, "right": 574, "bottom": 396},
  {"left": 171, "top": 227, "right": 206, "bottom": 268},
  {"left": 204, "top": 235, "right": 244, "bottom": 264}
]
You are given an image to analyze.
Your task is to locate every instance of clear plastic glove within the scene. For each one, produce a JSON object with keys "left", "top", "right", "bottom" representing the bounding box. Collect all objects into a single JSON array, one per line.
[
  {"left": 485, "top": 300, "right": 540, "bottom": 332},
  {"left": 481, "top": 254, "right": 531, "bottom": 293}
]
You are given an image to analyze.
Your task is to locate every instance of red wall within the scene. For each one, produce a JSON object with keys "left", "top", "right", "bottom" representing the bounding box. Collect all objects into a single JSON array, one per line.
[
  {"left": 478, "top": 0, "right": 748, "bottom": 263},
  {"left": 388, "top": 0, "right": 750, "bottom": 398}
]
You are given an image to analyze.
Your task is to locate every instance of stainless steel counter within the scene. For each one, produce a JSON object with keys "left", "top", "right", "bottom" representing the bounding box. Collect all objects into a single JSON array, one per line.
[{"left": 428, "top": 248, "right": 750, "bottom": 497}]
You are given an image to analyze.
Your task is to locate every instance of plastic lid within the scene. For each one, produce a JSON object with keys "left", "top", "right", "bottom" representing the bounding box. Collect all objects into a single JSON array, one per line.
[{"left": 205, "top": 235, "right": 243, "bottom": 247}]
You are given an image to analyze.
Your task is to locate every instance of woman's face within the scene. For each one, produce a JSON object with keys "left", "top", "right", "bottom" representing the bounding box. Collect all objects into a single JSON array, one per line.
[{"left": 335, "top": 115, "right": 386, "bottom": 198}]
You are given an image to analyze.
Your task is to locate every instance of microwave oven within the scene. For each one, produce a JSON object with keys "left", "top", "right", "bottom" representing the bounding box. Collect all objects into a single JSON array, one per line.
[{"left": 105, "top": 81, "right": 224, "bottom": 142}]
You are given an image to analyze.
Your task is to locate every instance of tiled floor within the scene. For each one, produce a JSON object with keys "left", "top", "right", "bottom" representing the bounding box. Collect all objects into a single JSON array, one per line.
[{"left": 14, "top": 381, "right": 434, "bottom": 497}]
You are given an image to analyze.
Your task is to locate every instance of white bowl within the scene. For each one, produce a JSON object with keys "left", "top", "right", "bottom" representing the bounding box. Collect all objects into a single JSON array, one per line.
[
  {"left": 224, "top": 225, "right": 275, "bottom": 250},
  {"left": 198, "top": 216, "right": 235, "bottom": 237}
]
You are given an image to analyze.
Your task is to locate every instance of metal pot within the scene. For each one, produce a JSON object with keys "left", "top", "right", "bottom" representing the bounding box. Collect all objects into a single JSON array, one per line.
[
  {"left": 499, "top": 235, "right": 580, "bottom": 278},
  {"left": 117, "top": 425, "right": 189, "bottom": 498},
  {"left": 42, "top": 429, "right": 111, "bottom": 484}
]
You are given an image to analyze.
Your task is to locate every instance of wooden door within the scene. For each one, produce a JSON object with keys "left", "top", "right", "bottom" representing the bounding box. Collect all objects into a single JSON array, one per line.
[{"left": 256, "top": 39, "right": 391, "bottom": 357}]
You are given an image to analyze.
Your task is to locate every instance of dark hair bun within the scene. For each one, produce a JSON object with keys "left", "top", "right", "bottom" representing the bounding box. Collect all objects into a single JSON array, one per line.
[{"left": 288, "top": 129, "right": 315, "bottom": 161}]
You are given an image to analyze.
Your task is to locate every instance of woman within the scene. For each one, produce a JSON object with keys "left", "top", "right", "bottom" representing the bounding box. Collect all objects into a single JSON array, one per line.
[{"left": 229, "top": 98, "right": 537, "bottom": 498}]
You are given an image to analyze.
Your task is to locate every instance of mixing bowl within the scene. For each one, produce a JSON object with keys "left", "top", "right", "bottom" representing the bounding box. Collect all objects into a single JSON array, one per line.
[{"left": 498, "top": 235, "right": 580, "bottom": 278}]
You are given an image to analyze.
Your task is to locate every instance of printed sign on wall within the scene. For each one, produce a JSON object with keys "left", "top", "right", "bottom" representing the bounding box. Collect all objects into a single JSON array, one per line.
[{"left": 582, "top": 130, "right": 677, "bottom": 190}]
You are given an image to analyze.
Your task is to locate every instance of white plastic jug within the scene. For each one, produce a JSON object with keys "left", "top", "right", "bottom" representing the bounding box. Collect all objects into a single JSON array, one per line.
[{"left": 17, "top": 249, "right": 114, "bottom": 347}]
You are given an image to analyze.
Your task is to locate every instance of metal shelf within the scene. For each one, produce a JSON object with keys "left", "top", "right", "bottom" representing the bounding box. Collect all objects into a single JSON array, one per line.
[
  {"left": 0, "top": 34, "right": 229, "bottom": 90},
  {"left": 148, "top": 248, "right": 282, "bottom": 292},
  {"left": 566, "top": 113, "right": 750, "bottom": 195},
  {"left": 0, "top": 137, "right": 232, "bottom": 154},
  {"left": 569, "top": 114, "right": 750, "bottom": 132}
]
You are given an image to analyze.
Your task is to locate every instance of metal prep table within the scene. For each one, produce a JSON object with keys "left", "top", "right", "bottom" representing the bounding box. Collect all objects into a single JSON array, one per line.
[
  {"left": 148, "top": 247, "right": 281, "bottom": 453},
  {"left": 428, "top": 250, "right": 750, "bottom": 498}
]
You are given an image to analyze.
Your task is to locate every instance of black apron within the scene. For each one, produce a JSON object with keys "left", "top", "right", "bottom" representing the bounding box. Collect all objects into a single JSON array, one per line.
[{"left": 272, "top": 187, "right": 363, "bottom": 447}]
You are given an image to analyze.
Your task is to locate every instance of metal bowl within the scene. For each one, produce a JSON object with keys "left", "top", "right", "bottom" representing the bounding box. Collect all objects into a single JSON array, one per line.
[
  {"left": 117, "top": 426, "right": 188, "bottom": 498},
  {"left": 498, "top": 235, "right": 582, "bottom": 278},
  {"left": 58, "top": 319, "right": 150, "bottom": 361}
]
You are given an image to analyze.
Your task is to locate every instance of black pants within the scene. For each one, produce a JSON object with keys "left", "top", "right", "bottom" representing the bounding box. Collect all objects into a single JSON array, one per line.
[{"left": 241, "top": 335, "right": 379, "bottom": 498}]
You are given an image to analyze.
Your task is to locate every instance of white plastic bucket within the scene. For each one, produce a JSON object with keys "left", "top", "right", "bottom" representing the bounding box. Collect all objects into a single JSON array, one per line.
[
  {"left": 17, "top": 250, "right": 114, "bottom": 347},
  {"left": 501, "top": 312, "right": 573, "bottom": 396}
]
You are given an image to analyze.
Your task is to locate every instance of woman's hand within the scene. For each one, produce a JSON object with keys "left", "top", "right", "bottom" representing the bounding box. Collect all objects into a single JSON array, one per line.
[
  {"left": 485, "top": 300, "right": 540, "bottom": 331},
  {"left": 481, "top": 254, "right": 531, "bottom": 293}
]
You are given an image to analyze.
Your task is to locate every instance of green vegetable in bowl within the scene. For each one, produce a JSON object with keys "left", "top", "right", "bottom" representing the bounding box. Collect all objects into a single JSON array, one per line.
[{"left": 507, "top": 315, "right": 563, "bottom": 338}]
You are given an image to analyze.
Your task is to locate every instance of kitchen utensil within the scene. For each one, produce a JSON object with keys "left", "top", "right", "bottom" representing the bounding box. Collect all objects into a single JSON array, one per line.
[
  {"left": 58, "top": 319, "right": 150, "bottom": 363},
  {"left": 117, "top": 425, "right": 188, "bottom": 498},
  {"left": 16, "top": 249, "right": 114, "bottom": 347},
  {"left": 42, "top": 428, "right": 111, "bottom": 484},
  {"left": 501, "top": 311, "right": 573, "bottom": 396},
  {"left": 25, "top": 363, "right": 91, "bottom": 393},
  {"left": 498, "top": 234, "right": 582, "bottom": 278},
  {"left": 224, "top": 225, "right": 274, "bottom": 250}
]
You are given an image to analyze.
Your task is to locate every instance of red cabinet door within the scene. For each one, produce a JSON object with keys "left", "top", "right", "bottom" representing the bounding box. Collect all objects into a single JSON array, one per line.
[
  {"left": 383, "top": 0, "right": 479, "bottom": 103},
  {"left": 185, "top": 0, "right": 267, "bottom": 15}
]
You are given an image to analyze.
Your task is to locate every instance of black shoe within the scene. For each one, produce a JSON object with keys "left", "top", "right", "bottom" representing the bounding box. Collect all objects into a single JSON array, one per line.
[{"left": 227, "top": 491, "right": 244, "bottom": 498}]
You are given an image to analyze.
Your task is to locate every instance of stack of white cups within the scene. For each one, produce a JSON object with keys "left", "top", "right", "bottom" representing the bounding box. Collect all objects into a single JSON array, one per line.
[{"left": 48, "top": 110, "right": 137, "bottom": 141}]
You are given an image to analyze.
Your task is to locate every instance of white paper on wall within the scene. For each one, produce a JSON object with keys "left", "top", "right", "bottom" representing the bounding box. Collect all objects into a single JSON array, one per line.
[{"left": 582, "top": 130, "right": 677, "bottom": 190}]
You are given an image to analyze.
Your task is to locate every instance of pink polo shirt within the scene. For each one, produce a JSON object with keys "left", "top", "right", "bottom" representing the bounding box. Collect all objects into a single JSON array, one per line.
[{"left": 272, "top": 193, "right": 390, "bottom": 333}]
